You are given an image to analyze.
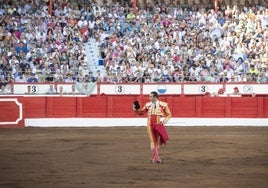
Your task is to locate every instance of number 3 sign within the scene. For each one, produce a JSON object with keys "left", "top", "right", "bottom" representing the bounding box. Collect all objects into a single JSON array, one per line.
[
  {"left": 115, "top": 85, "right": 125, "bottom": 94},
  {"left": 199, "top": 85, "right": 208, "bottom": 94}
]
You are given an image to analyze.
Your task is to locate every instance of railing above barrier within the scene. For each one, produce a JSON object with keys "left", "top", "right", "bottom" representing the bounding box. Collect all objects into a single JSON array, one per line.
[{"left": 1, "top": 83, "right": 268, "bottom": 96}]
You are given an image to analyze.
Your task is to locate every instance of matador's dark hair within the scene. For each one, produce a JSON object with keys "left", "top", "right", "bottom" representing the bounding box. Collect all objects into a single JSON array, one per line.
[{"left": 150, "top": 91, "right": 159, "bottom": 98}]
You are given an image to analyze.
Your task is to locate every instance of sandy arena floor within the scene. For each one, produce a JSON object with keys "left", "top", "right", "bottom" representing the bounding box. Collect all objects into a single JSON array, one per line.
[{"left": 0, "top": 126, "right": 268, "bottom": 188}]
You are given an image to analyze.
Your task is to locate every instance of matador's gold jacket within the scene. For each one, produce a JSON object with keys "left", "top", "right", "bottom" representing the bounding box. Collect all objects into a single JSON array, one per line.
[
  {"left": 136, "top": 100, "right": 172, "bottom": 124},
  {"left": 135, "top": 100, "right": 172, "bottom": 149}
]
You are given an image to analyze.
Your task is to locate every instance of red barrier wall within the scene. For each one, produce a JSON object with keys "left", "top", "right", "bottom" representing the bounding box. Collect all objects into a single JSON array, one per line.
[
  {"left": 0, "top": 98, "right": 24, "bottom": 128},
  {"left": 1, "top": 95, "right": 268, "bottom": 127}
]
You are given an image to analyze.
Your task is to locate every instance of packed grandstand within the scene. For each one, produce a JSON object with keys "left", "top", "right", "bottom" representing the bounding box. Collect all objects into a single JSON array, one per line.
[{"left": 0, "top": 0, "right": 267, "bottom": 94}]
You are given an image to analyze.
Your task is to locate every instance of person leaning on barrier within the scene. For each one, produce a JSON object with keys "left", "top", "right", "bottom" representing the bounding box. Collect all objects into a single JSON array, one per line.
[
  {"left": 25, "top": 85, "right": 32, "bottom": 94},
  {"left": 231, "top": 87, "right": 241, "bottom": 95},
  {"left": 69, "top": 84, "right": 77, "bottom": 95},
  {"left": 46, "top": 84, "right": 57, "bottom": 94}
]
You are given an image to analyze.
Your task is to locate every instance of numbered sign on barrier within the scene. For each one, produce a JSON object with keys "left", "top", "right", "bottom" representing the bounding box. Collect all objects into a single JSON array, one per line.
[
  {"left": 199, "top": 85, "right": 208, "bottom": 94},
  {"left": 10, "top": 83, "right": 268, "bottom": 95},
  {"left": 100, "top": 84, "right": 140, "bottom": 95},
  {"left": 184, "top": 84, "right": 224, "bottom": 95},
  {"left": 115, "top": 85, "right": 125, "bottom": 94}
]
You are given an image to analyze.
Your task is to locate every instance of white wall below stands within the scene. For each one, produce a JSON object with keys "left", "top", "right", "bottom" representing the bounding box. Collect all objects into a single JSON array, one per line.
[{"left": 25, "top": 118, "right": 268, "bottom": 127}]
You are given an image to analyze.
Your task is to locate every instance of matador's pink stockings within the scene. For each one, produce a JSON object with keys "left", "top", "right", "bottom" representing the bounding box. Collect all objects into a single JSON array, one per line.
[{"left": 150, "top": 148, "right": 162, "bottom": 163}]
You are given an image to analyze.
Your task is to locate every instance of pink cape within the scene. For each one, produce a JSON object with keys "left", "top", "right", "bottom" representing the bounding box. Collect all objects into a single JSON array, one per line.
[{"left": 152, "top": 123, "right": 169, "bottom": 145}]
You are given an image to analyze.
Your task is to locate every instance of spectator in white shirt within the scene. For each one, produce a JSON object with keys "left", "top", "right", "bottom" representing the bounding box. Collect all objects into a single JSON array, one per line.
[{"left": 15, "top": 72, "right": 27, "bottom": 82}]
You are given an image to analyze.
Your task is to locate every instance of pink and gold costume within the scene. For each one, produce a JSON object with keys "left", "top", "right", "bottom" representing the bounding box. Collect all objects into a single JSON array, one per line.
[{"left": 135, "top": 100, "right": 172, "bottom": 162}]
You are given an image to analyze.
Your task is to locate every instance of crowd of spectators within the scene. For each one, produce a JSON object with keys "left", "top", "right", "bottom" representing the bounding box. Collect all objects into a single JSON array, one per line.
[{"left": 0, "top": 0, "right": 268, "bottom": 94}]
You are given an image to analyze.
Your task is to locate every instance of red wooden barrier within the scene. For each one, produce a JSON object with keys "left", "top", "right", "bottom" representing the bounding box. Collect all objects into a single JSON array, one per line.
[
  {"left": 0, "top": 98, "right": 24, "bottom": 128},
  {"left": 1, "top": 95, "right": 268, "bottom": 128}
]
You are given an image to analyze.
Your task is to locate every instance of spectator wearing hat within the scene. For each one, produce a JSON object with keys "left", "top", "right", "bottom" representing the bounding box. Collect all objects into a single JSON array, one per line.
[
  {"left": 217, "top": 88, "right": 225, "bottom": 96},
  {"left": 232, "top": 87, "right": 241, "bottom": 95}
]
